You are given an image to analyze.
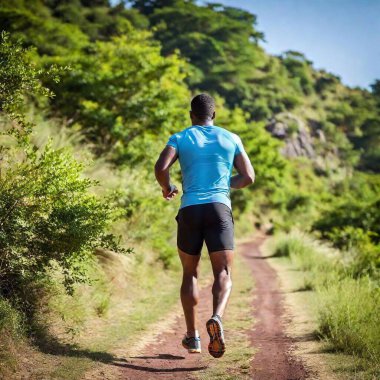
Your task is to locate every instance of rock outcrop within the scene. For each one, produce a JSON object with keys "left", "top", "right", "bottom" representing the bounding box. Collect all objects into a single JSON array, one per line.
[{"left": 265, "top": 113, "right": 325, "bottom": 159}]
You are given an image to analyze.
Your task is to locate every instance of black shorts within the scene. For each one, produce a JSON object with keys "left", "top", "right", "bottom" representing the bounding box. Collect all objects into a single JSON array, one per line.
[{"left": 175, "top": 202, "right": 234, "bottom": 255}]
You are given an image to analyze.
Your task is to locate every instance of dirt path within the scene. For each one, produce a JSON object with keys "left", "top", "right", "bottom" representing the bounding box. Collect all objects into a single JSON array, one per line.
[
  {"left": 84, "top": 283, "right": 213, "bottom": 380},
  {"left": 85, "top": 236, "right": 309, "bottom": 379},
  {"left": 240, "top": 236, "right": 309, "bottom": 380}
]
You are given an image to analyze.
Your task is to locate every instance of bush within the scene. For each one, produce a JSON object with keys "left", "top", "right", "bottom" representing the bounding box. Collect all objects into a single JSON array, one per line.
[
  {"left": 272, "top": 231, "right": 309, "bottom": 258},
  {"left": 286, "top": 194, "right": 311, "bottom": 212},
  {"left": 0, "top": 31, "right": 60, "bottom": 139},
  {"left": 0, "top": 143, "right": 123, "bottom": 301},
  {"left": 313, "top": 199, "right": 380, "bottom": 245},
  {"left": 0, "top": 33, "right": 125, "bottom": 317},
  {"left": 326, "top": 227, "right": 380, "bottom": 278}
]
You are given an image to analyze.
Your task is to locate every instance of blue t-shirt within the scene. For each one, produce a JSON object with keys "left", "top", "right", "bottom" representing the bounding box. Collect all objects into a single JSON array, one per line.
[{"left": 166, "top": 125, "right": 245, "bottom": 210}]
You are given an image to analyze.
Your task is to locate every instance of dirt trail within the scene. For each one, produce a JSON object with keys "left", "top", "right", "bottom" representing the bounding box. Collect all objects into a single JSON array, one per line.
[
  {"left": 87, "top": 283, "right": 213, "bottom": 380},
  {"left": 86, "top": 236, "right": 309, "bottom": 379},
  {"left": 240, "top": 236, "right": 308, "bottom": 380}
]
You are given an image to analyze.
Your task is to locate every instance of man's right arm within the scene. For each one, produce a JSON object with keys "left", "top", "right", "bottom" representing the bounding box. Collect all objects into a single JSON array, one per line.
[{"left": 230, "top": 151, "right": 255, "bottom": 189}]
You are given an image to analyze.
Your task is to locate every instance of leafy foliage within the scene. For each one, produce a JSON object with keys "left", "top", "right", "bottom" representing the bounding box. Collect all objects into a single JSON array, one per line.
[
  {"left": 0, "top": 30, "right": 125, "bottom": 312},
  {"left": 0, "top": 144, "right": 122, "bottom": 295},
  {"left": 44, "top": 32, "right": 189, "bottom": 163},
  {"left": 0, "top": 32, "right": 59, "bottom": 140}
]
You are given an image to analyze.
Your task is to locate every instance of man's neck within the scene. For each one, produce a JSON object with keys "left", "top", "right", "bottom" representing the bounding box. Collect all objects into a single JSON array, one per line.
[{"left": 193, "top": 119, "right": 214, "bottom": 126}]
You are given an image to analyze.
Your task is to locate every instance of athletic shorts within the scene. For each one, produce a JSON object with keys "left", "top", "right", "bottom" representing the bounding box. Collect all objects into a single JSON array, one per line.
[{"left": 175, "top": 202, "right": 234, "bottom": 255}]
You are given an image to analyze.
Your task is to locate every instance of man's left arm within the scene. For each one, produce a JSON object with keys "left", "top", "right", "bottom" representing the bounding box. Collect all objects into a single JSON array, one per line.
[{"left": 154, "top": 146, "right": 179, "bottom": 200}]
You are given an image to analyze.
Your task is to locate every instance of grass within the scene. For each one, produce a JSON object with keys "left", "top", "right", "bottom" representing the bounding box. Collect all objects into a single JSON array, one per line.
[
  {"left": 264, "top": 252, "right": 370, "bottom": 380},
  {"left": 0, "top": 298, "right": 24, "bottom": 377},
  {"left": 48, "top": 246, "right": 184, "bottom": 380},
  {"left": 195, "top": 251, "right": 255, "bottom": 380},
  {"left": 270, "top": 230, "right": 342, "bottom": 288},
  {"left": 269, "top": 230, "right": 380, "bottom": 378},
  {"left": 318, "top": 277, "right": 380, "bottom": 368},
  {"left": 0, "top": 242, "right": 186, "bottom": 380}
]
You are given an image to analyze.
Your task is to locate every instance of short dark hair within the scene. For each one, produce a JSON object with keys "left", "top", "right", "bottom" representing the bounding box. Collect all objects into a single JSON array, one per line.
[{"left": 191, "top": 93, "right": 215, "bottom": 119}]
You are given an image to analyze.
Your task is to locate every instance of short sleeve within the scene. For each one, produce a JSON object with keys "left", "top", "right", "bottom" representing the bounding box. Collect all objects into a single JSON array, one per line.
[
  {"left": 233, "top": 135, "right": 245, "bottom": 156},
  {"left": 166, "top": 134, "right": 178, "bottom": 151}
]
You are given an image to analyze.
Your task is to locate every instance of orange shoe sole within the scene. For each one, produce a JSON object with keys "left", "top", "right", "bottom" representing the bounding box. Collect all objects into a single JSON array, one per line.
[{"left": 206, "top": 318, "right": 225, "bottom": 358}]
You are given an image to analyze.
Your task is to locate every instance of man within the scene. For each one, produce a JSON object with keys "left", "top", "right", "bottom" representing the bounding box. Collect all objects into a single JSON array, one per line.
[{"left": 154, "top": 94, "right": 255, "bottom": 358}]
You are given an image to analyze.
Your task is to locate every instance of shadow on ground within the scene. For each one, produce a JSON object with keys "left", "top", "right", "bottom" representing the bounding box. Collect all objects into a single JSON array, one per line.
[
  {"left": 32, "top": 331, "right": 207, "bottom": 374},
  {"left": 113, "top": 361, "right": 207, "bottom": 373},
  {"left": 130, "top": 354, "right": 185, "bottom": 360}
]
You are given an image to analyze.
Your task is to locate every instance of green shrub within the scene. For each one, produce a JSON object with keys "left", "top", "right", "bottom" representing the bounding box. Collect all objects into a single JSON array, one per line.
[
  {"left": 0, "top": 34, "right": 126, "bottom": 317},
  {"left": 313, "top": 199, "right": 380, "bottom": 245},
  {"left": 326, "top": 226, "right": 380, "bottom": 278},
  {"left": 0, "top": 31, "right": 61, "bottom": 139},
  {"left": 0, "top": 143, "right": 123, "bottom": 300},
  {"left": 286, "top": 194, "right": 311, "bottom": 212}
]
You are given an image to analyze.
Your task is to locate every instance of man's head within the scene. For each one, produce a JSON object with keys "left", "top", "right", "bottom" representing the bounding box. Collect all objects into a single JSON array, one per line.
[{"left": 190, "top": 93, "right": 215, "bottom": 125}]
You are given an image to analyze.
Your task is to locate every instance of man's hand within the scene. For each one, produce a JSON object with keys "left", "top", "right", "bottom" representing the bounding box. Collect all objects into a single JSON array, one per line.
[{"left": 162, "top": 184, "right": 179, "bottom": 200}]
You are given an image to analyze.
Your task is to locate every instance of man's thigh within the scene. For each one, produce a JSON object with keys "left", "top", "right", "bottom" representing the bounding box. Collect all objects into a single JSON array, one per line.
[
  {"left": 204, "top": 203, "right": 234, "bottom": 253},
  {"left": 176, "top": 206, "right": 204, "bottom": 255}
]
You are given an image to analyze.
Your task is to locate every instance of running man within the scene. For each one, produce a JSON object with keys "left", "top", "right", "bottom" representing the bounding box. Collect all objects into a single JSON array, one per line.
[{"left": 154, "top": 94, "right": 255, "bottom": 358}]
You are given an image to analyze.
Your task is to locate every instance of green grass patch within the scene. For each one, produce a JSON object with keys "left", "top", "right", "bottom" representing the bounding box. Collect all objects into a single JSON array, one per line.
[
  {"left": 318, "top": 277, "right": 380, "bottom": 369},
  {"left": 48, "top": 248, "right": 182, "bottom": 380},
  {"left": 271, "top": 230, "right": 342, "bottom": 289},
  {"left": 269, "top": 231, "right": 380, "bottom": 378},
  {"left": 0, "top": 297, "right": 24, "bottom": 377}
]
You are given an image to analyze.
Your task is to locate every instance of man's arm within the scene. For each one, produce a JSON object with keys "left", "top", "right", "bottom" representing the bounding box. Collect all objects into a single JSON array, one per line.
[
  {"left": 230, "top": 151, "right": 255, "bottom": 189},
  {"left": 154, "top": 146, "right": 179, "bottom": 200}
]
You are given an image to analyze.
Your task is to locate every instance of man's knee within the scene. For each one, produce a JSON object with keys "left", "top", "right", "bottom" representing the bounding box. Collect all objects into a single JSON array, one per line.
[{"left": 213, "top": 270, "right": 232, "bottom": 290}]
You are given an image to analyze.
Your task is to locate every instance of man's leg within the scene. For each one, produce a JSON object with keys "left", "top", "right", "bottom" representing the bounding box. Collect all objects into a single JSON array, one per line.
[
  {"left": 209, "top": 250, "right": 233, "bottom": 318},
  {"left": 205, "top": 249, "right": 233, "bottom": 358},
  {"left": 178, "top": 248, "right": 202, "bottom": 337}
]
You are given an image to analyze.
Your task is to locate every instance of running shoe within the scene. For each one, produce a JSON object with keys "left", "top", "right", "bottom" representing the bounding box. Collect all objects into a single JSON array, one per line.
[
  {"left": 206, "top": 315, "right": 225, "bottom": 358},
  {"left": 182, "top": 335, "right": 201, "bottom": 353}
]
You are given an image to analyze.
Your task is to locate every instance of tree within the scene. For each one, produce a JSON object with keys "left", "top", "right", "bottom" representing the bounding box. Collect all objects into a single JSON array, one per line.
[
  {"left": 371, "top": 79, "right": 380, "bottom": 100},
  {"left": 131, "top": 0, "right": 272, "bottom": 117},
  {"left": 43, "top": 31, "right": 190, "bottom": 164}
]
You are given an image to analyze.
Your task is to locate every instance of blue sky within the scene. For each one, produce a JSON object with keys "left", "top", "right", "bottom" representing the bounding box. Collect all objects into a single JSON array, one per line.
[{"left": 218, "top": 0, "right": 380, "bottom": 89}]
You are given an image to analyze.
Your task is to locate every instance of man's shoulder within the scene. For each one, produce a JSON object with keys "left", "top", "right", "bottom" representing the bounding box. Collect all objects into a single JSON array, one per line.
[
  {"left": 170, "top": 126, "right": 192, "bottom": 139},
  {"left": 214, "top": 126, "right": 241, "bottom": 142},
  {"left": 170, "top": 126, "right": 241, "bottom": 143}
]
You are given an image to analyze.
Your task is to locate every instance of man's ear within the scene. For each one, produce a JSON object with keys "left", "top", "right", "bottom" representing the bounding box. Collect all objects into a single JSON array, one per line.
[
  {"left": 189, "top": 110, "right": 193, "bottom": 120},
  {"left": 212, "top": 111, "right": 216, "bottom": 120}
]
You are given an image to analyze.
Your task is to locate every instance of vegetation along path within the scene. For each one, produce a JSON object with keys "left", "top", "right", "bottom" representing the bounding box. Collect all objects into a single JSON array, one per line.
[{"left": 84, "top": 235, "right": 310, "bottom": 380}]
